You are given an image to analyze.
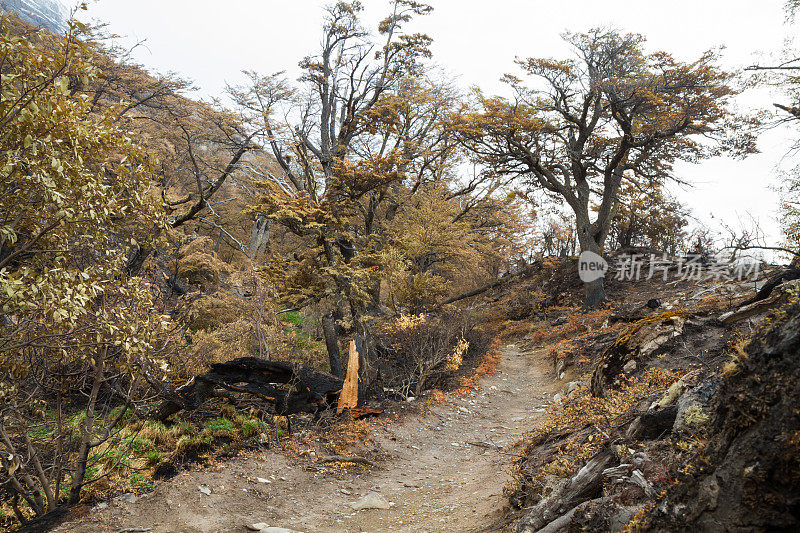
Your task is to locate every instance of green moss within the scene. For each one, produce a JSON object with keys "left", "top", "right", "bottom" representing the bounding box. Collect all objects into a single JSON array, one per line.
[
  {"left": 235, "top": 415, "right": 267, "bottom": 438},
  {"left": 204, "top": 417, "right": 235, "bottom": 437},
  {"left": 280, "top": 311, "right": 304, "bottom": 326}
]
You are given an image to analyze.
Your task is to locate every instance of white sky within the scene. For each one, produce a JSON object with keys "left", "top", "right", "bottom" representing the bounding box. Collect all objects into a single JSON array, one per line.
[{"left": 78, "top": 0, "right": 800, "bottom": 254}]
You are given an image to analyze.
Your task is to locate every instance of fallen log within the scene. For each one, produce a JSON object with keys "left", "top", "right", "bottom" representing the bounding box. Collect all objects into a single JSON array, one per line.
[
  {"left": 532, "top": 496, "right": 612, "bottom": 533},
  {"left": 739, "top": 267, "right": 800, "bottom": 307},
  {"left": 154, "top": 357, "right": 343, "bottom": 421},
  {"left": 516, "top": 449, "right": 616, "bottom": 532},
  {"left": 720, "top": 278, "right": 800, "bottom": 325}
]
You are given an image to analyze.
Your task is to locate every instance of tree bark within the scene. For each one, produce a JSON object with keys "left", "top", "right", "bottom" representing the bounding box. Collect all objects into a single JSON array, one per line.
[
  {"left": 322, "top": 314, "right": 343, "bottom": 379},
  {"left": 69, "top": 349, "right": 105, "bottom": 505},
  {"left": 584, "top": 278, "right": 608, "bottom": 310},
  {"left": 578, "top": 235, "right": 609, "bottom": 310}
]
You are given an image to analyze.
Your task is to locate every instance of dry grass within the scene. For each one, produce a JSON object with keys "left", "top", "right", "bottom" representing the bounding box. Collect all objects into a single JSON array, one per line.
[
  {"left": 184, "top": 291, "right": 244, "bottom": 331},
  {"left": 510, "top": 368, "right": 682, "bottom": 502}
]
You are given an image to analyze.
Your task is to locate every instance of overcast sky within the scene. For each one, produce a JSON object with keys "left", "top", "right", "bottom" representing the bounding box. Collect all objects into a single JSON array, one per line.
[{"left": 78, "top": 0, "right": 800, "bottom": 254}]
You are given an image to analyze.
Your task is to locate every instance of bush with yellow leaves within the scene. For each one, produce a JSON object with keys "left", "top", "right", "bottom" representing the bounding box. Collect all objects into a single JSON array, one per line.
[
  {"left": 375, "top": 311, "right": 476, "bottom": 396},
  {"left": 0, "top": 15, "right": 174, "bottom": 523}
]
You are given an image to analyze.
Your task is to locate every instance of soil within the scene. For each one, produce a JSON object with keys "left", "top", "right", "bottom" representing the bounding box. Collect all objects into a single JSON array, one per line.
[{"left": 53, "top": 344, "right": 560, "bottom": 533}]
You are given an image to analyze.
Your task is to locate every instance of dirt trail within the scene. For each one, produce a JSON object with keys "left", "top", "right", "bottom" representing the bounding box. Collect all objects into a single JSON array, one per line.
[{"left": 56, "top": 345, "right": 558, "bottom": 533}]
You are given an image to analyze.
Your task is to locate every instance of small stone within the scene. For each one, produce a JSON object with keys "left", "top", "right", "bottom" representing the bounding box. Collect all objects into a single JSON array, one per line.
[
  {"left": 115, "top": 493, "right": 138, "bottom": 504},
  {"left": 406, "top": 397, "right": 416, "bottom": 403},
  {"left": 198, "top": 485, "right": 212, "bottom": 496},
  {"left": 339, "top": 488, "right": 351, "bottom": 495},
  {"left": 564, "top": 381, "right": 579, "bottom": 395},
  {"left": 246, "top": 524, "right": 268, "bottom": 531},
  {"left": 349, "top": 492, "right": 392, "bottom": 511},
  {"left": 257, "top": 477, "right": 271, "bottom": 484},
  {"left": 623, "top": 360, "right": 637, "bottom": 374},
  {"left": 632, "top": 451, "right": 651, "bottom": 470},
  {"left": 458, "top": 407, "right": 470, "bottom": 414}
]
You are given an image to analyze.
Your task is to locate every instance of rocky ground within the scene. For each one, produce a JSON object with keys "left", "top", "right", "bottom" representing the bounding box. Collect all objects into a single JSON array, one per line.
[{"left": 53, "top": 345, "right": 560, "bottom": 533}]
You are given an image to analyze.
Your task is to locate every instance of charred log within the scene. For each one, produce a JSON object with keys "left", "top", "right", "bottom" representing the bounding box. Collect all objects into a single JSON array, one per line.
[
  {"left": 154, "top": 358, "right": 343, "bottom": 421},
  {"left": 740, "top": 267, "right": 800, "bottom": 307}
]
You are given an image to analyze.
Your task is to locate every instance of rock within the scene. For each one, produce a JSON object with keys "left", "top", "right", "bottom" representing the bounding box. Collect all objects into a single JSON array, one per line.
[
  {"left": 622, "top": 360, "right": 637, "bottom": 374},
  {"left": 626, "top": 405, "right": 678, "bottom": 441},
  {"left": 115, "top": 493, "right": 138, "bottom": 504},
  {"left": 673, "top": 379, "right": 719, "bottom": 432},
  {"left": 697, "top": 477, "right": 720, "bottom": 511},
  {"left": 646, "top": 299, "right": 661, "bottom": 309},
  {"left": 564, "top": 381, "right": 579, "bottom": 395},
  {"left": 609, "top": 505, "right": 643, "bottom": 532},
  {"left": 406, "top": 397, "right": 415, "bottom": 403},
  {"left": 0, "top": 0, "right": 68, "bottom": 33},
  {"left": 553, "top": 393, "right": 563, "bottom": 404},
  {"left": 349, "top": 492, "right": 392, "bottom": 511},
  {"left": 247, "top": 525, "right": 302, "bottom": 533},
  {"left": 92, "top": 501, "right": 108, "bottom": 511},
  {"left": 198, "top": 485, "right": 212, "bottom": 496},
  {"left": 256, "top": 477, "right": 271, "bottom": 484},
  {"left": 632, "top": 451, "right": 651, "bottom": 470}
]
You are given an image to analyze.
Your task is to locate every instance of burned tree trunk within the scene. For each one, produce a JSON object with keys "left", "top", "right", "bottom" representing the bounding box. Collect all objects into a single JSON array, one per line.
[
  {"left": 154, "top": 358, "right": 343, "bottom": 421},
  {"left": 322, "top": 314, "right": 343, "bottom": 379}
]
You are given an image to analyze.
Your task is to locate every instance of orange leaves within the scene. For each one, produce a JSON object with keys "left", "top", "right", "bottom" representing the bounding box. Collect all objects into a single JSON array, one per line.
[{"left": 328, "top": 153, "right": 406, "bottom": 200}]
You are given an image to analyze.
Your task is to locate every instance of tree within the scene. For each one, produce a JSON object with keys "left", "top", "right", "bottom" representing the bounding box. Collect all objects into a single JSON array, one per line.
[
  {"left": 604, "top": 181, "right": 688, "bottom": 255},
  {"left": 454, "top": 29, "right": 756, "bottom": 307},
  {"left": 234, "top": 1, "right": 436, "bottom": 324},
  {"left": 0, "top": 15, "right": 170, "bottom": 520},
  {"left": 747, "top": 2, "right": 800, "bottom": 258}
]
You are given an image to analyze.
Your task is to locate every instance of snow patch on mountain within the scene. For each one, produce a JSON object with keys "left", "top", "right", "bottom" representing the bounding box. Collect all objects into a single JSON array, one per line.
[{"left": 0, "top": 0, "right": 68, "bottom": 33}]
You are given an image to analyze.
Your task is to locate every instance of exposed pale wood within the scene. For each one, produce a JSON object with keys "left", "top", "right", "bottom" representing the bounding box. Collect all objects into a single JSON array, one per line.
[
  {"left": 337, "top": 341, "right": 360, "bottom": 414},
  {"left": 516, "top": 449, "right": 615, "bottom": 532}
]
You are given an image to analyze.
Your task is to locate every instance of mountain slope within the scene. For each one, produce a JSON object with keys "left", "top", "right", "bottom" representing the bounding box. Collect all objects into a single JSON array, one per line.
[{"left": 0, "top": 0, "right": 67, "bottom": 33}]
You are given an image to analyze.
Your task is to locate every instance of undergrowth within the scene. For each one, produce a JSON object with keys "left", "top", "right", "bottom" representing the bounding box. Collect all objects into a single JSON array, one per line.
[{"left": 509, "top": 368, "right": 682, "bottom": 503}]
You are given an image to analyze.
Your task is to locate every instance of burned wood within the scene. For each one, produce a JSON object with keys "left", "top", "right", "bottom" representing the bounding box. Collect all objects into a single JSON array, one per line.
[
  {"left": 532, "top": 496, "right": 612, "bottom": 533},
  {"left": 625, "top": 405, "right": 678, "bottom": 441},
  {"left": 322, "top": 314, "right": 343, "bottom": 379},
  {"left": 154, "top": 357, "right": 343, "bottom": 421},
  {"left": 516, "top": 449, "right": 616, "bottom": 532},
  {"left": 720, "top": 277, "right": 800, "bottom": 325},
  {"left": 740, "top": 267, "right": 800, "bottom": 307}
]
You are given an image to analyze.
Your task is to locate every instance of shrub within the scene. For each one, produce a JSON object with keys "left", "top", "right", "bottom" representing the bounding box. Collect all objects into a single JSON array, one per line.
[{"left": 374, "top": 310, "right": 480, "bottom": 396}]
